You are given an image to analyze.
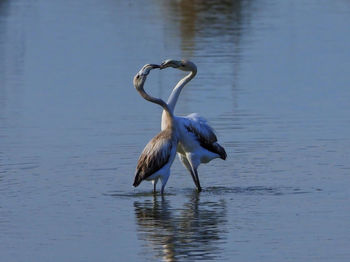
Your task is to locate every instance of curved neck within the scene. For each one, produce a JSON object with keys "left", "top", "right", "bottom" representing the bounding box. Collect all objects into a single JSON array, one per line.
[
  {"left": 136, "top": 84, "right": 174, "bottom": 130},
  {"left": 161, "top": 69, "right": 196, "bottom": 131},
  {"left": 166, "top": 69, "right": 196, "bottom": 112}
]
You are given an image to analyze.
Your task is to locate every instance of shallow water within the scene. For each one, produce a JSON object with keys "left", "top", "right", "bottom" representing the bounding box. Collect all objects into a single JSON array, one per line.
[{"left": 1, "top": 0, "right": 350, "bottom": 261}]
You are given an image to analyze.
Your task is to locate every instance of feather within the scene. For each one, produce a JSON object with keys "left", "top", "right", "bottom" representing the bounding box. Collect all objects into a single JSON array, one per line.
[
  {"left": 133, "top": 130, "right": 173, "bottom": 187},
  {"left": 184, "top": 113, "right": 217, "bottom": 143},
  {"left": 184, "top": 114, "right": 226, "bottom": 159}
]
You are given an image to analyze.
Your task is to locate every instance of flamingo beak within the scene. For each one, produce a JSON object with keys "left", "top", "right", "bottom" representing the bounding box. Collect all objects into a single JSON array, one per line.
[
  {"left": 160, "top": 61, "right": 169, "bottom": 70},
  {"left": 140, "top": 64, "right": 160, "bottom": 76},
  {"left": 160, "top": 60, "right": 180, "bottom": 69},
  {"left": 149, "top": 64, "right": 160, "bottom": 69}
]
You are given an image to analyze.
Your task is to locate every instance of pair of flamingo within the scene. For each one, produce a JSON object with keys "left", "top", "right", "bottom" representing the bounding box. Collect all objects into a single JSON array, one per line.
[{"left": 132, "top": 60, "right": 226, "bottom": 194}]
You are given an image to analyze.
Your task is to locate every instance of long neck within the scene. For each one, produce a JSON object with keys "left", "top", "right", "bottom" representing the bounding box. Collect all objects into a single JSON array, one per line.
[
  {"left": 161, "top": 69, "right": 196, "bottom": 130},
  {"left": 167, "top": 70, "right": 196, "bottom": 112},
  {"left": 137, "top": 85, "right": 174, "bottom": 130}
]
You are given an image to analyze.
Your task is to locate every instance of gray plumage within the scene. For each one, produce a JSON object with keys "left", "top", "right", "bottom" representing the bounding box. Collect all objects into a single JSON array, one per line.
[
  {"left": 159, "top": 59, "right": 227, "bottom": 192},
  {"left": 132, "top": 63, "right": 179, "bottom": 194},
  {"left": 133, "top": 130, "right": 174, "bottom": 187},
  {"left": 183, "top": 113, "right": 226, "bottom": 160}
]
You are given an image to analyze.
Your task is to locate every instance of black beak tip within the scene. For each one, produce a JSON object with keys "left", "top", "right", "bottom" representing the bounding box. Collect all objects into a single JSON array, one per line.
[{"left": 150, "top": 64, "right": 160, "bottom": 69}]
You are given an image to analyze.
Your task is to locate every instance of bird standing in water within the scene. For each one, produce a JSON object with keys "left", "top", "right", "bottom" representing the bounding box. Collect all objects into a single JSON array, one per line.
[
  {"left": 160, "top": 59, "right": 227, "bottom": 192},
  {"left": 132, "top": 64, "right": 179, "bottom": 194}
]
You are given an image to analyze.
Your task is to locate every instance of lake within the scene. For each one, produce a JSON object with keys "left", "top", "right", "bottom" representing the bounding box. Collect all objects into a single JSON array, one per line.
[{"left": 1, "top": 0, "right": 350, "bottom": 261}]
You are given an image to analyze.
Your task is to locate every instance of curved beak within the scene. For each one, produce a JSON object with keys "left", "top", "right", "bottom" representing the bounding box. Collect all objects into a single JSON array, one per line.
[
  {"left": 140, "top": 64, "right": 160, "bottom": 76},
  {"left": 160, "top": 61, "right": 169, "bottom": 70},
  {"left": 149, "top": 64, "right": 160, "bottom": 69},
  {"left": 160, "top": 60, "right": 180, "bottom": 70}
]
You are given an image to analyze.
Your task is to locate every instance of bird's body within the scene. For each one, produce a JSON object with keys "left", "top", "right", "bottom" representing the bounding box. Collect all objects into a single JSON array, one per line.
[
  {"left": 132, "top": 64, "right": 179, "bottom": 194},
  {"left": 133, "top": 128, "right": 178, "bottom": 193},
  {"left": 160, "top": 60, "right": 226, "bottom": 191},
  {"left": 174, "top": 113, "right": 226, "bottom": 163}
]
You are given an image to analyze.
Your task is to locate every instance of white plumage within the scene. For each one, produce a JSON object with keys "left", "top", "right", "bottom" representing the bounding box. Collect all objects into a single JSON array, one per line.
[
  {"left": 132, "top": 60, "right": 226, "bottom": 194},
  {"left": 160, "top": 60, "right": 226, "bottom": 192}
]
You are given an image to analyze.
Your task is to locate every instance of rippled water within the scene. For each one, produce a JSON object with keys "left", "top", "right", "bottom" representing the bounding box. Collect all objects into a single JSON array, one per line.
[{"left": 1, "top": 0, "right": 350, "bottom": 261}]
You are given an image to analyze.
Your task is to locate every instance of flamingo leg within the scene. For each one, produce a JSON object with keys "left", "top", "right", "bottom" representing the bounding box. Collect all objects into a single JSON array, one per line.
[
  {"left": 180, "top": 155, "right": 200, "bottom": 190},
  {"left": 193, "top": 168, "right": 202, "bottom": 192},
  {"left": 160, "top": 172, "right": 170, "bottom": 195},
  {"left": 189, "top": 169, "right": 200, "bottom": 190},
  {"left": 186, "top": 155, "right": 202, "bottom": 192},
  {"left": 152, "top": 179, "right": 158, "bottom": 194}
]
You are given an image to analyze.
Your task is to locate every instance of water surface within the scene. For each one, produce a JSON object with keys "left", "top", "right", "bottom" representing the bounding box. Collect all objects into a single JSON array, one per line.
[{"left": 1, "top": 0, "right": 350, "bottom": 261}]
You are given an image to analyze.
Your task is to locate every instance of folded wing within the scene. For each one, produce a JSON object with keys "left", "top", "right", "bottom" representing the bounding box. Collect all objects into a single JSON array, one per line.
[
  {"left": 184, "top": 113, "right": 226, "bottom": 160},
  {"left": 133, "top": 130, "right": 173, "bottom": 187}
]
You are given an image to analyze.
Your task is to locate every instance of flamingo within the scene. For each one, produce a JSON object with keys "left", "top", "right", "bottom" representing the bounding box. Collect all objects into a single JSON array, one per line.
[
  {"left": 132, "top": 64, "right": 179, "bottom": 194},
  {"left": 160, "top": 59, "right": 226, "bottom": 192}
]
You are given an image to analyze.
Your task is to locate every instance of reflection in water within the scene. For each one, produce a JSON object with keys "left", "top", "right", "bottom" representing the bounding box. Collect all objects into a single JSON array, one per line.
[
  {"left": 159, "top": 0, "right": 254, "bottom": 116},
  {"left": 0, "top": 0, "right": 26, "bottom": 90},
  {"left": 134, "top": 192, "right": 227, "bottom": 261},
  {"left": 160, "top": 0, "right": 251, "bottom": 59},
  {"left": 0, "top": 0, "right": 10, "bottom": 110}
]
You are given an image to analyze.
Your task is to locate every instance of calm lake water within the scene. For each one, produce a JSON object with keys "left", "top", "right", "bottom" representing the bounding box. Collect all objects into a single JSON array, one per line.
[{"left": 1, "top": 0, "right": 350, "bottom": 261}]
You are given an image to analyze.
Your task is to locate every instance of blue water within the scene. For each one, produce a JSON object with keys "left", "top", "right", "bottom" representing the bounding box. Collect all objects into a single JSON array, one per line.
[{"left": 1, "top": 0, "right": 350, "bottom": 261}]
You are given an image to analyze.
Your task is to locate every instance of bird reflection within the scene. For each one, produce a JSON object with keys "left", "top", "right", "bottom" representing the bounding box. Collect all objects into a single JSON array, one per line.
[
  {"left": 158, "top": 0, "right": 252, "bottom": 114},
  {"left": 159, "top": 0, "right": 251, "bottom": 58},
  {"left": 134, "top": 192, "right": 227, "bottom": 261}
]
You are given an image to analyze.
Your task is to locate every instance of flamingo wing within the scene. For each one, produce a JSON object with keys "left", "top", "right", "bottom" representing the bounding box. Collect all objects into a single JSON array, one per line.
[
  {"left": 184, "top": 113, "right": 226, "bottom": 160},
  {"left": 133, "top": 130, "right": 174, "bottom": 187},
  {"left": 184, "top": 113, "right": 217, "bottom": 144}
]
